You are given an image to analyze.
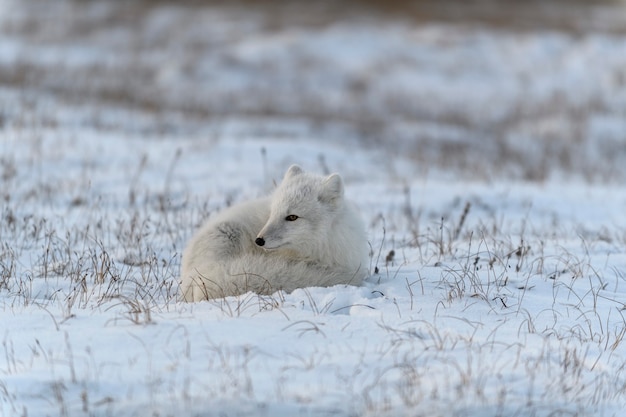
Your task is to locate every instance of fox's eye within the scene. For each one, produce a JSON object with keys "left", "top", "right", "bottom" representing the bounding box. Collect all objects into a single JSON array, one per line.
[{"left": 285, "top": 215, "right": 299, "bottom": 221}]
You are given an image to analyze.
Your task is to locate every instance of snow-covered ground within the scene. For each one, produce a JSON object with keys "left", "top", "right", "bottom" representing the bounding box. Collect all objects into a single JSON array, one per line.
[{"left": 1, "top": 1, "right": 626, "bottom": 416}]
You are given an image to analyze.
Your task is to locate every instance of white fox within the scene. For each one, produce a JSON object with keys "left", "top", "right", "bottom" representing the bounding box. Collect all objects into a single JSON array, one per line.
[{"left": 180, "top": 165, "right": 369, "bottom": 301}]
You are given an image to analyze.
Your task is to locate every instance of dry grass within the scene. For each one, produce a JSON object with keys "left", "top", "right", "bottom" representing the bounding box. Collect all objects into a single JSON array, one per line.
[{"left": 2, "top": 141, "right": 626, "bottom": 415}]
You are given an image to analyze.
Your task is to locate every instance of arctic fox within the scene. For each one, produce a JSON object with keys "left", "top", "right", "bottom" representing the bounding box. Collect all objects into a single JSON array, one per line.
[{"left": 180, "top": 165, "right": 369, "bottom": 302}]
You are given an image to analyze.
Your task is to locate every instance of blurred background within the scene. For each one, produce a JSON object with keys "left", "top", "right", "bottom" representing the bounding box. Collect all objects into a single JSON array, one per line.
[{"left": 1, "top": 0, "right": 625, "bottom": 182}]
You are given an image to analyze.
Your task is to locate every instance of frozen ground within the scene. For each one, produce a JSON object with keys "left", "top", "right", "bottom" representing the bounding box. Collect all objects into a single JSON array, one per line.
[{"left": 1, "top": 1, "right": 626, "bottom": 416}]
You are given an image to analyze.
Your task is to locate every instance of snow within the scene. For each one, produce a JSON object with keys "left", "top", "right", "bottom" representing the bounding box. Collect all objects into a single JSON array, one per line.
[{"left": 1, "top": 1, "right": 626, "bottom": 416}]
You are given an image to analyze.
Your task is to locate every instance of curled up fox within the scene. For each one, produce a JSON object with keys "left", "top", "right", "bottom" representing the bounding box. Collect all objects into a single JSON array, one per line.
[{"left": 180, "top": 165, "right": 369, "bottom": 301}]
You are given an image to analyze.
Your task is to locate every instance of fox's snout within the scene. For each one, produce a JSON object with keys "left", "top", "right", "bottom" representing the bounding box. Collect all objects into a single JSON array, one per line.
[
  {"left": 256, "top": 221, "right": 275, "bottom": 247},
  {"left": 255, "top": 226, "right": 283, "bottom": 249}
]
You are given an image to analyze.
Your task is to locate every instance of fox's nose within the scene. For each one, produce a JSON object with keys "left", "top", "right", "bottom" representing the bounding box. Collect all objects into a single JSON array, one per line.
[{"left": 255, "top": 237, "right": 265, "bottom": 247}]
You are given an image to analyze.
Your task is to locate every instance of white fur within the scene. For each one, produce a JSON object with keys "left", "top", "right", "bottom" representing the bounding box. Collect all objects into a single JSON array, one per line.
[{"left": 180, "top": 165, "right": 369, "bottom": 301}]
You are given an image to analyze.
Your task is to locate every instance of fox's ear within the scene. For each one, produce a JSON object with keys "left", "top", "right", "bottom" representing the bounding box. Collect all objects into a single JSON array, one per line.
[
  {"left": 284, "top": 164, "right": 304, "bottom": 180},
  {"left": 319, "top": 173, "right": 343, "bottom": 205}
]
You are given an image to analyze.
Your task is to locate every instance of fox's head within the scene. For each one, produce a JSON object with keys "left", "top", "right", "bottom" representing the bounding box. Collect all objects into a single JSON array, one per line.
[{"left": 255, "top": 164, "right": 344, "bottom": 259}]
